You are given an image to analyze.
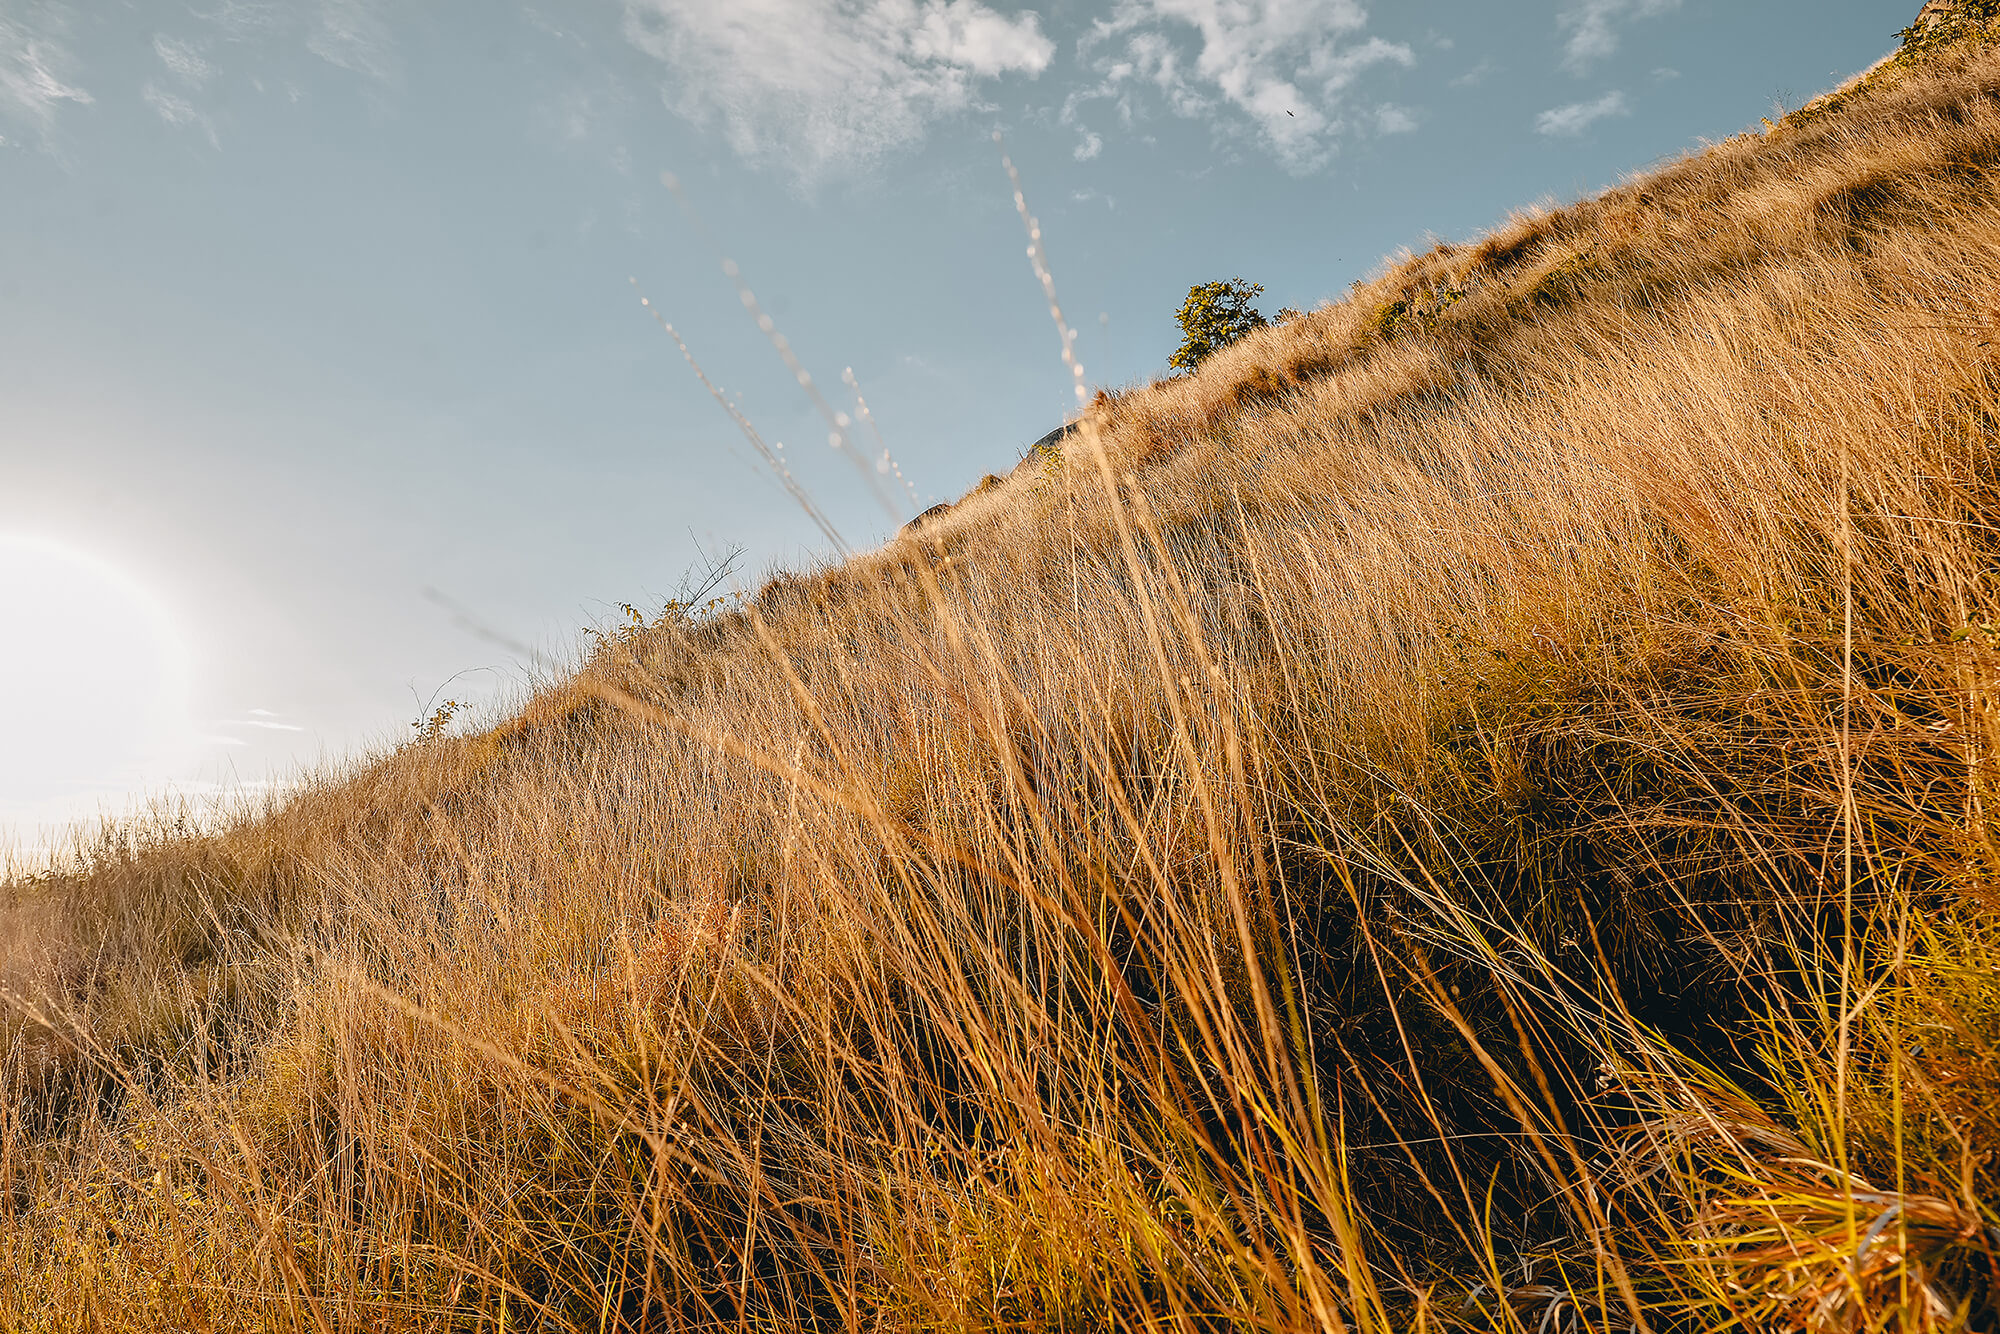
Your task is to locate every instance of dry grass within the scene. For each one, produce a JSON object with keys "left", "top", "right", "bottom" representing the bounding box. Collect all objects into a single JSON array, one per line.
[{"left": 10, "top": 21, "right": 2000, "bottom": 1334}]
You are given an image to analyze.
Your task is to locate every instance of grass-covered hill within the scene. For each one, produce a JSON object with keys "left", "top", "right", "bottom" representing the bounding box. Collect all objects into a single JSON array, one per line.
[{"left": 10, "top": 12, "right": 2000, "bottom": 1332}]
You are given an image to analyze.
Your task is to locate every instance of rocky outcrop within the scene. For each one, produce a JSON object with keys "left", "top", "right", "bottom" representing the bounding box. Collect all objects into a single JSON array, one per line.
[
  {"left": 900, "top": 423, "right": 1078, "bottom": 538},
  {"left": 1914, "top": 0, "right": 1959, "bottom": 29},
  {"left": 1906, "top": 0, "right": 1999, "bottom": 40},
  {"left": 1029, "top": 421, "right": 1078, "bottom": 455},
  {"left": 1010, "top": 421, "right": 1078, "bottom": 478}
]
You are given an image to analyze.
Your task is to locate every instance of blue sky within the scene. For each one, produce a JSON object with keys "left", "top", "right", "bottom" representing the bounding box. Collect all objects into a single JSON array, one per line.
[{"left": 0, "top": 0, "right": 1909, "bottom": 848}]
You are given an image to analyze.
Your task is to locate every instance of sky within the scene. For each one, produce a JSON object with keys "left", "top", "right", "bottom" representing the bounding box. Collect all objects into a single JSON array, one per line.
[{"left": 0, "top": 0, "right": 1912, "bottom": 855}]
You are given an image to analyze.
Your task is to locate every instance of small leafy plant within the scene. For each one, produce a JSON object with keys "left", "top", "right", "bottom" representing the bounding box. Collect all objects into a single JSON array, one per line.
[{"left": 413, "top": 697, "right": 468, "bottom": 742}]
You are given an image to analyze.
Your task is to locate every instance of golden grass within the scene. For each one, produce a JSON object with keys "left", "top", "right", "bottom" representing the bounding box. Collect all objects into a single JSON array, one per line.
[{"left": 10, "top": 22, "right": 2000, "bottom": 1334}]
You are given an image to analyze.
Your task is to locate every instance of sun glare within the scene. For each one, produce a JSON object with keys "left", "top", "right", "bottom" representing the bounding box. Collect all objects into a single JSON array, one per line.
[{"left": 0, "top": 535, "right": 196, "bottom": 822}]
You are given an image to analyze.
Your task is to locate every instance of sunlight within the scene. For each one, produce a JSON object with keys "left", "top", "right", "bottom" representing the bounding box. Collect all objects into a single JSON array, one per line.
[{"left": 0, "top": 535, "right": 195, "bottom": 819}]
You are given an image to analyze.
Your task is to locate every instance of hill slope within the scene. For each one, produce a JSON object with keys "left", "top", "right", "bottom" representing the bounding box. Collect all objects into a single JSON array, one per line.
[{"left": 9, "top": 16, "right": 2000, "bottom": 1333}]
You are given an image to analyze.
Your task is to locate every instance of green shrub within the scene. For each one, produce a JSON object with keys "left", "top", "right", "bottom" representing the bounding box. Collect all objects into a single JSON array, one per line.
[{"left": 1168, "top": 278, "right": 1267, "bottom": 372}]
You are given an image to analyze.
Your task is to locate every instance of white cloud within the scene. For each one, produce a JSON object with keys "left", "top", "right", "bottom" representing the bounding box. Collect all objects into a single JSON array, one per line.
[
  {"left": 1373, "top": 102, "right": 1416, "bottom": 134},
  {"left": 1074, "top": 127, "right": 1103, "bottom": 159},
  {"left": 1077, "top": 0, "right": 1413, "bottom": 174},
  {"left": 0, "top": 2, "right": 93, "bottom": 140},
  {"left": 143, "top": 80, "right": 219, "bottom": 146},
  {"left": 1535, "top": 88, "right": 1628, "bottom": 137},
  {"left": 1557, "top": 0, "right": 1678, "bottom": 75},
  {"left": 147, "top": 31, "right": 223, "bottom": 143},
  {"left": 910, "top": 0, "right": 1052, "bottom": 73},
  {"left": 620, "top": 0, "right": 1054, "bottom": 186},
  {"left": 153, "top": 34, "right": 216, "bottom": 89}
]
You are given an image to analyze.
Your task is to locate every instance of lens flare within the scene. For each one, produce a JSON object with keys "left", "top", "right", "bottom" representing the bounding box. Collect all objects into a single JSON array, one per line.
[{"left": 0, "top": 535, "right": 195, "bottom": 815}]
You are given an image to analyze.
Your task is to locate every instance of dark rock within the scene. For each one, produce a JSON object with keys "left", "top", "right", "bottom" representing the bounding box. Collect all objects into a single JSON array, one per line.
[
  {"left": 900, "top": 502, "right": 953, "bottom": 537},
  {"left": 1030, "top": 421, "right": 1079, "bottom": 455},
  {"left": 1013, "top": 421, "right": 1079, "bottom": 477}
]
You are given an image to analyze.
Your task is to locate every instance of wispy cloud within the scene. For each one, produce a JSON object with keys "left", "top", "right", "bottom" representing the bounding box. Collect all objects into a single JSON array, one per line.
[
  {"left": 1451, "top": 57, "right": 1496, "bottom": 88},
  {"left": 228, "top": 709, "right": 306, "bottom": 732},
  {"left": 1075, "top": 0, "right": 1413, "bottom": 174},
  {"left": 143, "top": 81, "right": 220, "bottom": 146},
  {"left": 620, "top": 0, "right": 1055, "bottom": 187},
  {"left": 1556, "top": 0, "right": 1679, "bottom": 75},
  {"left": 145, "top": 32, "right": 221, "bottom": 145},
  {"left": 0, "top": 1, "right": 93, "bottom": 142},
  {"left": 187, "top": 712, "right": 306, "bottom": 753},
  {"left": 1536, "top": 88, "right": 1629, "bottom": 137},
  {"left": 196, "top": 0, "right": 288, "bottom": 41},
  {"left": 309, "top": 0, "right": 397, "bottom": 82},
  {"left": 154, "top": 34, "right": 216, "bottom": 88},
  {"left": 1373, "top": 102, "right": 1416, "bottom": 134}
]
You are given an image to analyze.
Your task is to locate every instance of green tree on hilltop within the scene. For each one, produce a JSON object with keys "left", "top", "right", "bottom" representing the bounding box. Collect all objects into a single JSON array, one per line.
[{"left": 1169, "top": 278, "right": 1267, "bottom": 372}]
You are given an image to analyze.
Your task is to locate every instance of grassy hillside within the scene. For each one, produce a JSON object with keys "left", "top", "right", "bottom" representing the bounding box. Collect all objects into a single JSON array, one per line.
[{"left": 10, "top": 17, "right": 2000, "bottom": 1333}]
